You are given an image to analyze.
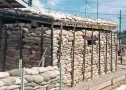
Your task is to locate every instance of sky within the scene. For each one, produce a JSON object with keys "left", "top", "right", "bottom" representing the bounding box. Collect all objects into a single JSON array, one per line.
[{"left": 31, "top": 0, "right": 126, "bottom": 31}]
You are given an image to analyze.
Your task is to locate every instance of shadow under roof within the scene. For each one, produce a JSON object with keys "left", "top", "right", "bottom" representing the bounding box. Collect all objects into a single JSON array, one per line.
[{"left": 0, "top": 0, "right": 31, "bottom": 8}]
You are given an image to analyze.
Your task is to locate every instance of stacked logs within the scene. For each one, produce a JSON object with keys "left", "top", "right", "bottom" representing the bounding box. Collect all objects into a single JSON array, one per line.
[{"left": 0, "top": 66, "right": 60, "bottom": 90}]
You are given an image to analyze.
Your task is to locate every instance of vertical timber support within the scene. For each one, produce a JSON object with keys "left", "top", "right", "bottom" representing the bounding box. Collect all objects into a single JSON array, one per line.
[
  {"left": 40, "top": 25, "right": 44, "bottom": 66},
  {"left": 3, "top": 25, "right": 8, "bottom": 71},
  {"left": 98, "top": 30, "right": 101, "bottom": 75},
  {"left": 83, "top": 30, "right": 86, "bottom": 80},
  {"left": 105, "top": 30, "right": 107, "bottom": 73},
  {"left": 41, "top": 25, "right": 44, "bottom": 58},
  {"left": 71, "top": 25, "right": 76, "bottom": 87},
  {"left": 51, "top": 24, "right": 54, "bottom": 66},
  {"left": 91, "top": 28, "right": 93, "bottom": 78},
  {"left": 115, "top": 35, "right": 118, "bottom": 71},
  {"left": 58, "top": 23, "right": 63, "bottom": 90},
  {"left": 111, "top": 31, "right": 113, "bottom": 72},
  {"left": 58, "top": 23, "right": 63, "bottom": 66},
  {"left": 0, "top": 16, "right": 3, "bottom": 52},
  {"left": 0, "top": 16, "right": 4, "bottom": 71}
]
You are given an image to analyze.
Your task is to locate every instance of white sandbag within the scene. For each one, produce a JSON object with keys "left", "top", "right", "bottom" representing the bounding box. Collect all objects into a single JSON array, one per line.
[
  {"left": 25, "top": 68, "right": 39, "bottom": 75},
  {"left": 25, "top": 75, "right": 34, "bottom": 83},
  {"left": 0, "top": 81, "right": 4, "bottom": 87},
  {"left": 0, "top": 86, "right": 7, "bottom": 90},
  {"left": 33, "top": 75, "right": 44, "bottom": 84},
  {"left": 6, "top": 85, "right": 20, "bottom": 90},
  {"left": 38, "top": 67, "right": 49, "bottom": 73},
  {"left": 1, "top": 77, "right": 16, "bottom": 86},
  {"left": 8, "top": 69, "right": 21, "bottom": 76},
  {"left": 41, "top": 72, "right": 51, "bottom": 82},
  {"left": 0, "top": 72, "right": 10, "bottom": 79}
]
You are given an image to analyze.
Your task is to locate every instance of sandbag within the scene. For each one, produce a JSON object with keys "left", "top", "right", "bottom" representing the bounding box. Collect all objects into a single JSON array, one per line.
[
  {"left": 0, "top": 72, "right": 10, "bottom": 79},
  {"left": 33, "top": 75, "right": 44, "bottom": 84}
]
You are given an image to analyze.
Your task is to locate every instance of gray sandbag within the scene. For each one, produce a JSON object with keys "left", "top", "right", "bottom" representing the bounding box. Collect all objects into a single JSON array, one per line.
[
  {"left": 14, "top": 89, "right": 20, "bottom": 90},
  {"left": 33, "top": 85, "right": 47, "bottom": 90},
  {"left": 25, "top": 75, "right": 34, "bottom": 83},
  {"left": 55, "top": 83, "right": 60, "bottom": 87},
  {"left": 25, "top": 86, "right": 33, "bottom": 90},
  {"left": 8, "top": 69, "right": 21, "bottom": 76},
  {"left": 47, "top": 83, "right": 56, "bottom": 90},
  {"left": 33, "top": 75, "right": 44, "bottom": 84},
  {"left": 6, "top": 85, "right": 20, "bottom": 90},
  {"left": 48, "top": 71, "right": 57, "bottom": 79},
  {"left": 1, "top": 77, "right": 16, "bottom": 86},
  {"left": 41, "top": 72, "right": 51, "bottom": 82},
  {"left": 36, "top": 87, "right": 46, "bottom": 90},
  {"left": 49, "top": 77, "right": 59, "bottom": 84},
  {"left": 39, "top": 81, "right": 48, "bottom": 86},
  {"left": 49, "top": 87, "right": 60, "bottom": 90},
  {"left": 0, "top": 86, "right": 7, "bottom": 90},
  {"left": 25, "top": 82, "right": 38, "bottom": 87}
]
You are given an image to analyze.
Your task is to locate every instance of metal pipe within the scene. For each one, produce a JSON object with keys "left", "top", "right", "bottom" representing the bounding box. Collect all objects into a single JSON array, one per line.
[
  {"left": 20, "top": 26, "right": 23, "bottom": 69},
  {"left": 3, "top": 25, "right": 8, "bottom": 71},
  {"left": 83, "top": 30, "right": 86, "bottom": 80},
  {"left": 21, "top": 67, "right": 25, "bottom": 90},
  {"left": 51, "top": 24, "right": 54, "bottom": 66},
  {"left": 111, "top": 31, "right": 113, "bottom": 72},
  {"left": 105, "top": 30, "right": 107, "bottom": 73},
  {"left": 71, "top": 25, "right": 76, "bottom": 87},
  {"left": 91, "top": 28, "right": 93, "bottom": 78},
  {"left": 58, "top": 23, "right": 63, "bottom": 67},
  {"left": 98, "top": 30, "right": 101, "bottom": 75}
]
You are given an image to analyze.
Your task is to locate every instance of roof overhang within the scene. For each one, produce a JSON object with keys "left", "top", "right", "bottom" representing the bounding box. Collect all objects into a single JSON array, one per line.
[{"left": 0, "top": 0, "right": 32, "bottom": 8}]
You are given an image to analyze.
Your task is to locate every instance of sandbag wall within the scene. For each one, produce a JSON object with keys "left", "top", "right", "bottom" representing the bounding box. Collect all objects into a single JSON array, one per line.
[
  {"left": 0, "top": 66, "right": 60, "bottom": 90},
  {"left": 43, "top": 29, "right": 118, "bottom": 87},
  {"left": 0, "top": 23, "right": 43, "bottom": 70},
  {"left": 0, "top": 23, "right": 118, "bottom": 87}
]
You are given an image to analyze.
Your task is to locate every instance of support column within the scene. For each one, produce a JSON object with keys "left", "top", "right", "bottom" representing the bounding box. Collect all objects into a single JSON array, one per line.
[
  {"left": 51, "top": 24, "right": 54, "bottom": 66},
  {"left": 3, "top": 25, "right": 8, "bottom": 71},
  {"left": 0, "top": 16, "right": 4, "bottom": 71},
  {"left": 91, "top": 28, "right": 94, "bottom": 78},
  {"left": 98, "top": 30, "right": 101, "bottom": 75},
  {"left": 83, "top": 30, "right": 86, "bottom": 80},
  {"left": 71, "top": 25, "right": 76, "bottom": 87},
  {"left": 105, "top": 31, "right": 108, "bottom": 73}
]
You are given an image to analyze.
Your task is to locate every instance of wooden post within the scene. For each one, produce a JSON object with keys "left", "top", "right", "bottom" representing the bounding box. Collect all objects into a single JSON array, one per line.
[{"left": 71, "top": 25, "right": 76, "bottom": 87}]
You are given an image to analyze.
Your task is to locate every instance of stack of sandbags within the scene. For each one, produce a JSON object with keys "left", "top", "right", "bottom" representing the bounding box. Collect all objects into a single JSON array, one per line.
[
  {"left": 22, "top": 26, "right": 42, "bottom": 67},
  {"left": 2, "top": 24, "right": 21, "bottom": 70},
  {"left": 1, "top": 23, "right": 43, "bottom": 70},
  {"left": 43, "top": 29, "right": 60, "bottom": 66},
  {"left": 43, "top": 29, "right": 118, "bottom": 87},
  {"left": 0, "top": 66, "right": 60, "bottom": 90}
]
